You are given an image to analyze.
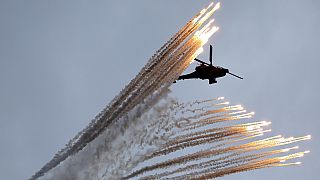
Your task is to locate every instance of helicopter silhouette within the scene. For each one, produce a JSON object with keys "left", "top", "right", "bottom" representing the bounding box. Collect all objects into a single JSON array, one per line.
[{"left": 175, "top": 45, "right": 243, "bottom": 84}]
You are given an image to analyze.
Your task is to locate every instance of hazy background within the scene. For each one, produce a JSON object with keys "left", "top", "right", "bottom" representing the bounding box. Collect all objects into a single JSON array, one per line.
[{"left": 0, "top": 0, "right": 319, "bottom": 179}]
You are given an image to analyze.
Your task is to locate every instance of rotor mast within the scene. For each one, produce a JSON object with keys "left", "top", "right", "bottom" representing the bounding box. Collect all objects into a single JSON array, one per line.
[{"left": 209, "top": 45, "right": 213, "bottom": 66}]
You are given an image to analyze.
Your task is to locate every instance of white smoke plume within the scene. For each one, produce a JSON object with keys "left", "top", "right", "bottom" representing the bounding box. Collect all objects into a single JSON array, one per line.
[
  {"left": 31, "top": 2, "right": 221, "bottom": 179},
  {"left": 38, "top": 95, "right": 310, "bottom": 179},
  {"left": 31, "top": 2, "right": 310, "bottom": 180}
]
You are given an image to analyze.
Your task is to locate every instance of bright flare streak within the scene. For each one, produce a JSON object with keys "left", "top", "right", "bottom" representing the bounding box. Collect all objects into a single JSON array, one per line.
[
  {"left": 197, "top": 47, "right": 204, "bottom": 54},
  {"left": 193, "top": 9, "right": 207, "bottom": 24},
  {"left": 207, "top": 2, "right": 214, "bottom": 9},
  {"left": 229, "top": 110, "right": 247, "bottom": 115},
  {"left": 190, "top": 47, "right": 204, "bottom": 64},
  {"left": 192, "top": 2, "right": 215, "bottom": 23},
  {"left": 234, "top": 112, "right": 255, "bottom": 119},
  {"left": 196, "top": 2, "right": 221, "bottom": 26},
  {"left": 196, "top": 19, "right": 215, "bottom": 35},
  {"left": 282, "top": 146, "right": 299, "bottom": 152},
  {"left": 197, "top": 26, "right": 219, "bottom": 45},
  {"left": 214, "top": 2, "right": 221, "bottom": 11},
  {"left": 194, "top": 3, "right": 221, "bottom": 44},
  {"left": 261, "top": 121, "right": 271, "bottom": 126},
  {"left": 225, "top": 105, "right": 243, "bottom": 110},
  {"left": 246, "top": 125, "right": 258, "bottom": 131},
  {"left": 261, "top": 129, "right": 272, "bottom": 134},
  {"left": 274, "top": 162, "right": 302, "bottom": 167},
  {"left": 215, "top": 102, "right": 230, "bottom": 106}
]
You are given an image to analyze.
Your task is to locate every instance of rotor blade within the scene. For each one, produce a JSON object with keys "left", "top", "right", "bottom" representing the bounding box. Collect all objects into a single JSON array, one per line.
[
  {"left": 228, "top": 72, "right": 243, "bottom": 79},
  {"left": 210, "top": 45, "right": 213, "bottom": 66},
  {"left": 194, "top": 58, "right": 210, "bottom": 66}
]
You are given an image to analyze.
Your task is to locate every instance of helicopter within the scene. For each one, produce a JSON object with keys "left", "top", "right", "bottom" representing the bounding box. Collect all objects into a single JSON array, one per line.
[{"left": 175, "top": 45, "right": 243, "bottom": 84}]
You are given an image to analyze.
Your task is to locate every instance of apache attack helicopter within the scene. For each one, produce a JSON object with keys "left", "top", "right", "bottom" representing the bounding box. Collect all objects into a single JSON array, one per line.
[{"left": 175, "top": 45, "right": 243, "bottom": 84}]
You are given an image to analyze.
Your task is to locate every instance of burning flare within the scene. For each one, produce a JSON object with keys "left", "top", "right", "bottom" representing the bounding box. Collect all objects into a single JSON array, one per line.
[
  {"left": 31, "top": 2, "right": 310, "bottom": 180},
  {"left": 124, "top": 97, "right": 310, "bottom": 179}
]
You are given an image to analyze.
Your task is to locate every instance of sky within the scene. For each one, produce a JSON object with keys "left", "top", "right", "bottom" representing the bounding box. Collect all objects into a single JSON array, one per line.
[{"left": 0, "top": 0, "right": 319, "bottom": 179}]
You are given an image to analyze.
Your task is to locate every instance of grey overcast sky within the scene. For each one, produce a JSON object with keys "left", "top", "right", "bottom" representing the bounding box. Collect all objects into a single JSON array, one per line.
[{"left": 0, "top": 0, "right": 319, "bottom": 179}]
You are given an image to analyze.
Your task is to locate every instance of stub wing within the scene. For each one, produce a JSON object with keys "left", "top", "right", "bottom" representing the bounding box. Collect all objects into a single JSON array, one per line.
[{"left": 177, "top": 71, "right": 199, "bottom": 80}]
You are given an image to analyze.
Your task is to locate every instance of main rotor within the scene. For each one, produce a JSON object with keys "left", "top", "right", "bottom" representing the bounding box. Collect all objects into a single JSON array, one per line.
[{"left": 193, "top": 45, "right": 243, "bottom": 80}]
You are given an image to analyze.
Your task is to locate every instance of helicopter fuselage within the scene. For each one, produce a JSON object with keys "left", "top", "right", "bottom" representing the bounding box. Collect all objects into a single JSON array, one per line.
[
  {"left": 177, "top": 64, "right": 229, "bottom": 84},
  {"left": 195, "top": 65, "right": 229, "bottom": 80},
  {"left": 175, "top": 44, "right": 242, "bottom": 84}
]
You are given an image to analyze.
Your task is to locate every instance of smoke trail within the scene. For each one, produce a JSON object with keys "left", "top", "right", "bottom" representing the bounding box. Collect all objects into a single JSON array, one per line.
[
  {"left": 123, "top": 99, "right": 310, "bottom": 179},
  {"left": 37, "top": 94, "right": 309, "bottom": 179},
  {"left": 31, "top": 2, "right": 310, "bottom": 180},
  {"left": 31, "top": 2, "right": 222, "bottom": 179}
]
